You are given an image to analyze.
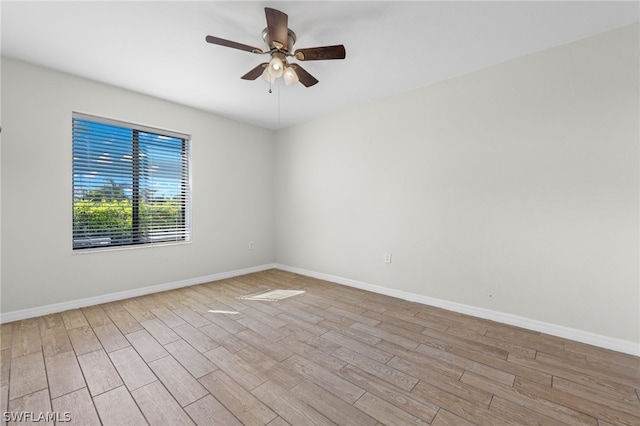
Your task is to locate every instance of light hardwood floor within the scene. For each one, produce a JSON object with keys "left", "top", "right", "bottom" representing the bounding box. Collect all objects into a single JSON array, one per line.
[{"left": 1, "top": 269, "right": 639, "bottom": 425}]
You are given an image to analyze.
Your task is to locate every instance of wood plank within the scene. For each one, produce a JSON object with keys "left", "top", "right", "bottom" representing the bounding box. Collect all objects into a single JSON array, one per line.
[
  {"left": 252, "top": 380, "right": 336, "bottom": 426},
  {"left": 489, "top": 395, "right": 568, "bottom": 426},
  {"left": 141, "top": 318, "right": 181, "bottom": 345},
  {"left": 201, "top": 311, "right": 247, "bottom": 335},
  {"left": 152, "top": 291, "right": 186, "bottom": 311},
  {"left": 382, "top": 309, "right": 450, "bottom": 333},
  {"left": 338, "top": 364, "right": 439, "bottom": 423},
  {"left": 11, "top": 319, "right": 42, "bottom": 358},
  {"left": 60, "top": 309, "right": 90, "bottom": 330},
  {"left": 172, "top": 307, "right": 211, "bottom": 328},
  {"left": 236, "top": 315, "right": 289, "bottom": 342},
  {"left": 131, "top": 380, "right": 195, "bottom": 425},
  {"left": 552, "top": 375, "right": 640, "bottom": 415},
  {"left": 266, "top": 417, "right": 290, "bottom": 426},
  {"left": 120, "top": 298, "right": 157, "bottom": 322},
  {"left": 322, "top": 330, "right": 393, "bottom": 364},
  {"left": 565, "top": 340, "right": 640, "bottom": 370},
  {"left": 125, "top": 329, "right": 169, "bottom": 362},
  {"left": 93, "top": 385, "right": 147, "bottom": 426},
  {"left": 431, "top": 409, "right": 475, "bottom": 426},
  {"left": 0, "top": 383, "right": 8, "bottom": 422},
  {"left": 179, "top": 296, "right": 213, "bottom": 315},
  {"left": 51, "top": 387, "right": 101, "bottom": 426},
  {"left": 332, "top": 346, "right": 418, "bottom": 392},
  {"left": 409, "top": 380, "right": 504, "bottom": 425},
  {"left": 38, "top": 313, "right": 64, "bottom": 331},
  {"left": 44, "top": 350, "right": 86, "bottom": 399},
  {"left": 416, "top": 343, "right": 516, "bottom": 386},
  {"left": 41, "top": 326, "right": 73, "bottom": 357},
  {"left": 386, "top": 349, "right": 464, "bottom": 380},
  {"left": 514, "top": 375, "right": 640, "bottom": 426},
  {"left": 238, "top": 306, "right": 288, "bottom": 330},
  {"left": 67, "top": 326, "right": 102, "bottom": 356},
  {"left": 198, "top": 369, "right": 277, "bottom": 426},
  {"left": 421, "top": 326, "right": 511, "bottom": 360},
  {"left": 77, "top": 349, "right": 123, "bottom": 397},
  {"left": 389, "top": 355, "right": 492, "bottom": 406},
  {"left": 173, "top": 323, "right": 218, "bottom": 353},
  {"left": 108, "top": 346, "right": 157, "bottom": 391},
  {"left": 276, "top": 303, "right": 325, "bottom": 325},
  {"left": 7, "top": 388, "right": 53, "bottom": 425},
  {"left": 445, "top": 326, "right": 537, "bottom": 359},
  {"left": 459, "top": 370, "right": 598, "bottom": 425},
  {"left": 449, "top": 344, "right": 553, "bottom": 386},
  {"left": 1, "top": 349, "right": 11, "bottom": 385},
  {"left": 354, "top": 391, "right": 429, "bottom": 425},
  {"left": 281, "top": 354, "right": 365, "bottom": 404},
  {"left": 0, "top": 323, "right": 13, "bottom": 351},
  {"left": 80, "top": 306, "right": 112, "bottom": 328},
  {"left": 165, "top": 339, "right": 217, "bottom": 379},
  {"left": 349, "top": 322, "right": 419, "bottom": 350},
  {"left": 8, "top": 351, "right": 47, "bottom": 400},
  {"left": 236, "top": 329, "right": 292, "bottom": 362},
  {"left": 537, "top": 350, "right": 640, "bottom": 392},
  {"left": 327, "top": 306, "right": 380, "bottom": 327},
  {"left": 204, "top": 346, "right": 265, "bottom": 390},
  {"left": 199, "top": 323, "right": 248, "bottom": 353},
  {"left": 290, "top": 380, "right": 377, "bottom": 426},
  {"left": 149, "top": 354, "right": 208, "bottom": 406},
  {"left": 151, "top": 307, "right": 187, "bottom": 328},
  {"left": 102, "top": 303, "right": 143, "bottom": 335},
  {"left": 237, "top": 346, "right": 304, "bottom": 390},
  {"left": 184, "top": 394, "right": 243, "bottom": 426},
  {"left": 280, "top": 336, "right": 346, "bottom": 372},
  {"left": 92, "top": 323, "right": 130, "bottom": 353}
]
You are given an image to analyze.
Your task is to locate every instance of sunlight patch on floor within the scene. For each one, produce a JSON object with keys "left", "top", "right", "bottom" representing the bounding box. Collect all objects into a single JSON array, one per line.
[{"left": 237, "top": 289, "right": 306, "bottom": 302}]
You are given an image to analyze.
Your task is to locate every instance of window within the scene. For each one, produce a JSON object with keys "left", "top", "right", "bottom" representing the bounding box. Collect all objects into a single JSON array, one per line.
[{"left": 72, "top": 113, "right": 191, "bottom": 250}]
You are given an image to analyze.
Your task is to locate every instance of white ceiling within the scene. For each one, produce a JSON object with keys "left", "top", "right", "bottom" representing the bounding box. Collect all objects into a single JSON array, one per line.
[{"left": 2, "top": 1, "right": 638, "bottom": 130}]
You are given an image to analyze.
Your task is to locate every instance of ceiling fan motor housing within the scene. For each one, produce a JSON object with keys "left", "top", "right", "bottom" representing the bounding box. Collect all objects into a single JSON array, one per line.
[{"left": 262, "top": 27, "right": 297, "bottom": 53}]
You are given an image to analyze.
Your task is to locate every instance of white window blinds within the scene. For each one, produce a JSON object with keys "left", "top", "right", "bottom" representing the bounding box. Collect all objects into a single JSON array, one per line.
[{"left": 72, "top": 113, "right": 191, "bottom": 249}]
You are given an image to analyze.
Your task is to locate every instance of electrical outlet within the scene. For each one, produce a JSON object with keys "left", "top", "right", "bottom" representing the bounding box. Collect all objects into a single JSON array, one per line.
[
  {"left": 249, "top": 241, "right": 255, "bottom": 250},
  {"left": 384, "top": 253, "right": 392, "bottom": 264}
]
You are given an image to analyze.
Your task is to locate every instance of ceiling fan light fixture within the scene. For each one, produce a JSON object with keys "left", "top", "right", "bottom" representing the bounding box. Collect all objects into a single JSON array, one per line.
[
  {"left": 283, "top": 66, "right": 299, "bottom": 86},
  {"left": 261, "top": 67, "right": 276, "bottom": 84},
  {"left": 206, "top": 7, "right": 346, "bottom": 88},
  {"left": 268, "top": 56, "right": 284, "bottom": 78}
]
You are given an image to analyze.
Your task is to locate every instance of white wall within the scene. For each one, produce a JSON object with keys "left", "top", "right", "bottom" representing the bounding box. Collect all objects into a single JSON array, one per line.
[
  {"left": 1, "top": 57, "right": 275, "bottom": 313},
  {"left": 275, "top": 24, "right": 639, "bottom": 344},
  {"left": 2, "top": 23, "right": 638, "bottom": 350}
]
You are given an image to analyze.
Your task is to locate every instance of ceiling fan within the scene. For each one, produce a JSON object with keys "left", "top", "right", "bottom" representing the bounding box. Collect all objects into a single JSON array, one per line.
[{"left": 205, "top": 7, "right": 346, "bottom": 88}]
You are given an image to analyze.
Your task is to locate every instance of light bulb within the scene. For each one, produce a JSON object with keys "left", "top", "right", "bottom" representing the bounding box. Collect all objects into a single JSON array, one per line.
[
  {"left": 268, "top": 56, "right": 284, "bottom": 78},
  {"left": 283, "top": 66, "right": 299, "bottom": 86},
  {"left": 262, "top": 67, "right": 275, "bottom": 84}
]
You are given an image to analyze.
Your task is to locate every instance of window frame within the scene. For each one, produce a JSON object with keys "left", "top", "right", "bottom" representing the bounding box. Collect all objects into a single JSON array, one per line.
[{"left": 72, "top": 112, "right": 192, "bottom": 251}]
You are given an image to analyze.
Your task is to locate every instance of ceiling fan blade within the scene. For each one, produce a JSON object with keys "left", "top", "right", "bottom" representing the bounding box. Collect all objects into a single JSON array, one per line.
[
  {"left": 290, "top": 64, "right": 318, "bottom": 87},
  {"left": 206, "top": 35, "right": 264, "bottom": 54},
  {"left": 294, "top": 45, "right": 346, "bottom": 61},
  {"left": 241, "top": 63, "right": 268, "bottom": 80},
  {"left": 265, "top": 7, "right": 288, "bottom": 50}
]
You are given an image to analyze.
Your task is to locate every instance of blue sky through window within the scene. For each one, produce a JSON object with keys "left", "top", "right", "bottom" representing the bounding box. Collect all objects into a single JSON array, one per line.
[{"left": 73, "top": 119, "right": 184, "bottom": 201}]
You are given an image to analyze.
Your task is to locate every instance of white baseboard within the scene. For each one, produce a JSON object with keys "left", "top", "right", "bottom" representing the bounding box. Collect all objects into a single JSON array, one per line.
[
  {"left": 0, "top": 263, "right": 276, "bottom": 324},
  {"left": 3, "top": 261, "right": 637, "bottom": 356},
  {"left": 275, "top": 263, "right": 640, "bottom": 356}
]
